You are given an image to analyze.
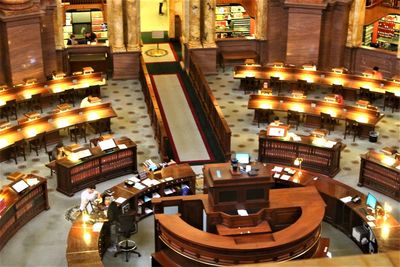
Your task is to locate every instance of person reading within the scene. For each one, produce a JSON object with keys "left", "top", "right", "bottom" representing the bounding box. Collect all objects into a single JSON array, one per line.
[
  {"left": 372, "top": 66, "right": 383, "bottom": 80},
  {"left": 80, "top": 185, "right": 101, "bottom": 211},
  {"left": 269, "top": 116, "right": 283, "bottom": 126}
]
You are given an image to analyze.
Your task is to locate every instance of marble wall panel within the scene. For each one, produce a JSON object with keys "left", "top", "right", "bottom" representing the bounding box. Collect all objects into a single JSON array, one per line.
[
  {"left": 40, "top": 5, "right": 58, "bottom": 75},
  {"left": 112, "top": 52, "right": 140, "bottom": 79},
  {"left": 190, "top": 47, "right": 217, "bottom": 75},
  {"left": 267, "top": 0, "right": 288, "bottom": 63}
]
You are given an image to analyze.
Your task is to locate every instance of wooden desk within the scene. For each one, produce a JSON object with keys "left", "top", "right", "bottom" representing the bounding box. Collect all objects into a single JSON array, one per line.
[
  {"left": 65, "top": 164, "right": 196, "bottom": 267},
  {"left": 234, "top": 65, "right": 400, "bottom": 100},
  {"left": 56, "top": 137, "right": 137, "bottom": 196},
  {"left": 0, "top": 102, "right": 117, "bottom": 162},
  {"left": 216, "top": 220, "right": 272, "bottom": 236},
  {"left": 359, "top": 151, "right": 400, "bottom": 201},
  {"left": 258, "top": 131, "right": 342, "bottom": 177},
  {"left": 220, "top": 51, "right": 258, "bottom": 71},
  {"left": 0, "top": 72, "right": 105, "bottom": 107},
  {"left": 0, "top": 174, "right": 49, "bottom": 251},
  {"left": 248, "top": 94, "right": 384, "bottom": 137}
]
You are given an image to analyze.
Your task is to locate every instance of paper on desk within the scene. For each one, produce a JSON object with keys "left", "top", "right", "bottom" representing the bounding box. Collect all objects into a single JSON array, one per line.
[
  {"left": 237, "top": 209, "right": 248, "bottom": 216},
  {"left": 324, "top": 141, "right": 337, "bottom": 148},
  {"left": 128, "top": 176, "right": 140, "bottom": 183},
  {"left": 26, "top": 178, "right": 39, "bottom": 186},
  {"left": 280, "top": 175, "right": 291, "bottom": 181},
  {"left": 133, "top": 183, "right": 146, "bottom": 190},
  {"left": 272, "top": 166, "right": 283, "bottom": 172},
  {"left": 340, "top": 196, "right": 352, "bottom": 203},
  {"left": 92, "top": 222, "right": 103, "bottom": 232},
  {"left": 366, "top": 215, "right": 376, "bottom": 221},
  {"left": 273, "top": 173, "right": 281, "bottom": 179},
  {"left": 115, "top": 197, "right": 127, "bottom": 204},
  {"left": 367, "top": 221, "right": 376, "bottom": 228},
  {"left": 165, "top": 177, "right": 174, "bottom": 181},
  {"left": 141, "top": 179, "right": 154, "bottom": 187},
  {"left": 118, "top": 144, "right": 127, "bottom": 150},
  {"left": 396, "top": 165, "right": 400, "bottom": 170}
]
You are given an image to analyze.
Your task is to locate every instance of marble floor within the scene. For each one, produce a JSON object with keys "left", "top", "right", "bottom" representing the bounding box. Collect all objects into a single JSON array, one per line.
[{"left": 0, "top": 65, "right": 399, "bottom": 266}]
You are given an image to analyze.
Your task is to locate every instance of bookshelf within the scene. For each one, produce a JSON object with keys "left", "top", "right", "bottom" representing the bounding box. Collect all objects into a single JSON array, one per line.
[
  {"left": 258, "top": 131, "right": 342, "bottom": 177},
  {"left": 0, "top": 175, "right": 49, "bottom": 251},
  {"left": 56, "top": 138, "right": 137, "bottom": 196},
  {"left": 215, "top": 5, "right": 252, "bottom": 38},
  {"left": 359, "top": 151, "right": 400, "bottom": 201}
]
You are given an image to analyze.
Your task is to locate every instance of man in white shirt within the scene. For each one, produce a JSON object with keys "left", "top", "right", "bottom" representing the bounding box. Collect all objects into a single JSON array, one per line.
[
  {"left": 80, "top": 185, "right": 101, "bottom": 211},
  {"left": 269, "top": 116, "right": 283, "bottom": 126}
]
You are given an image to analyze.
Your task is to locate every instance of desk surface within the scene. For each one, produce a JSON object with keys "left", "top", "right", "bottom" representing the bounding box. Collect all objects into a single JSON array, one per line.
[
  {"left": 248, "top": 94, "right": 383, "bottom": 126},
  {"left": 234, "top": 65, "right": 400, "bottom": 95}
]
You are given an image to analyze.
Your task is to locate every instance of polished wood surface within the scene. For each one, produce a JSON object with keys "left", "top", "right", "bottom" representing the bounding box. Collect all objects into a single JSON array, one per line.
[
  {"left": 0, "top": 102, "right": 117, "bottom": 153},
  {"left": 248, "top": 94, "right": 383, "bottom": 137},
  {"left": 234, "top": 65, "right": 400, "bottom": 97},
  {"left": 258, "top": 131, "right": 342, "bottom": 177},
  {"left": 359, "top": 151, "right": 400, "bottom": 201},
  {"left": 0, "top": 72, "right": 105, "bottom": 106},
  {"left": 0, "top": 174, "right": 49, "bottom": 251}
]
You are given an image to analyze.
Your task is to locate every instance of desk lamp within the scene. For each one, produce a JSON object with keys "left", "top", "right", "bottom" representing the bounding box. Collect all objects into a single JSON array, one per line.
[{"left": 294, "top": 157, "right": 304, "bottom": 175}]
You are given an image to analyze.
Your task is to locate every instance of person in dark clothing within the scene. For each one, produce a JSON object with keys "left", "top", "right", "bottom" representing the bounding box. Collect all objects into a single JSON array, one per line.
[
  {"left": 84, "top": 32, "right": 97, "bottom": 43},
  {"left": 67, "top": 34, "right": 76, "bottom": 45},
  {"left": 106, "top": 200, "right": 120, "bottom": 252}
]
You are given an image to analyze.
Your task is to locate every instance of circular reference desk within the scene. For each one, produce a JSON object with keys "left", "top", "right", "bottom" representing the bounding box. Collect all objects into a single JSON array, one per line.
[{"left": 151, "top": 163, "right": 400, "bottom": 266}]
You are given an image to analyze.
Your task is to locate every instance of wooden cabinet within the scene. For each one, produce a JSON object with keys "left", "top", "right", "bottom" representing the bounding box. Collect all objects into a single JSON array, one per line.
[
  {"left": 56, "top": 138, "right": 137, "bottom": 196},
  {"left": 0, "top": 175, "right": 49, "bottom": 251},
  {"left": 359, "top": 151, "right": 400, "bottom": 201}
]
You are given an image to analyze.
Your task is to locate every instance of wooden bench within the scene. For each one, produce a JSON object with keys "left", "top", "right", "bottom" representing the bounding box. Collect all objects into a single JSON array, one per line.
[{"left": 220, "top": 51, "right": 258, "bottom": 71}]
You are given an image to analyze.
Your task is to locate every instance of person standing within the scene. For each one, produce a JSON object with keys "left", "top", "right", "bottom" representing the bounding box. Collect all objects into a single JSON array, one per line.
[
  {"left": 80, "top": 185, "right": 101, "bottom": 211},
  {"left": 106, "top": 200, "right": 121, "bottom": 252}
]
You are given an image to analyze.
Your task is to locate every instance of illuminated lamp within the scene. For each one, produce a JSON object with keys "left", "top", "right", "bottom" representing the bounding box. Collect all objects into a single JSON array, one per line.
[
  {"left": 332, "top": 67, "right": 347, "bottom": 74},
  {"left": 24, "top": 78, "right": 37, "bottom": 86},
  {"left": 293, "top": 158, "right": 304, "bottom": 175},
  {"left": 302, "top": 64, "right": 316, "bottom": 71},
  {"left": 82, "top": 67, "right": 94, "bottom": 75},
  {"left": 52, "top": 72, "right": 66, "bottom": 80}
]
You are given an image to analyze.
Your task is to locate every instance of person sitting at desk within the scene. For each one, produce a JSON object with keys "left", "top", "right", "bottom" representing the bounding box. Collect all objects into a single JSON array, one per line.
[
  {"left": 269, "top": 116, "right": 283, "bottom": 126},
  {"left": 80, "top": 185, "right": 101, "bottom": 211},
  {"left": 51, "top": 142, "right": 66, "bottom": 160},
  {"left": 67, "top": 34, "right": 77, "bottom": 45},
  {"left": 372, "top": 66, "right": 383, "bottom": 80},
  {"left": 84, "top": 31, "right": 97, "bottom": 44}
]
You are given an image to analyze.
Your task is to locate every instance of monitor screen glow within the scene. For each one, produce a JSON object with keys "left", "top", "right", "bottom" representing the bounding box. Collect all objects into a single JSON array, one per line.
[
  {"left": 366, "top": 193, "right": 377, "bottom": 210},
  {"left": 236, "top": 153, "right": 250, "bottom": 164},
  {"left": 11, "top": 180, "right": 29, "bottom": 193}
]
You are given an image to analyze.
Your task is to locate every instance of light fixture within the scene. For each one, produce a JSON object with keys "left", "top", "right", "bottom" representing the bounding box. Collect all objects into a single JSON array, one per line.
[
  {"left": 332, "top": 67, "right": 347, "bottom": 74},
  {"left": 294, "top": 157, "right": 304, "bottom": 175},
  {"left": 82, "top": 67, "right": 94, "bottom": 75},
  {"left": 302, "top": 64, "right": 316, "bottom": 71}
]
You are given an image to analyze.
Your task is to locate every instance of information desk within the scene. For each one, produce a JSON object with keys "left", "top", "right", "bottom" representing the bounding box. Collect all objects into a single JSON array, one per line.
[
  {"left": 0, "top": 102, "right": 117, "bottom": 162},
  {"left": 359, "top": 151, "right": 400, "bottom": 201},
  {"left": 258, "top": 130, "right": 342, "bottom": 177},
  {"left": 56, "top": 137, "right": 137, "bottom": 196},
  {"left": 248, "top": 94, "right": 384, "bottom": 137},
  {"left": 0, "top": 72, "right": 105, "bottom": 107},
  {"left": 234, "top": 65, "right": 400, "bottom": 99},
  {"left": 0, "top": 174, "right": 49, "bottom": 251},
  {"left": 151, "top": 163, "right": 400, "bottom": 266},
  {"left": 65, "top": 164, "right": 196, "bottom": 267}
]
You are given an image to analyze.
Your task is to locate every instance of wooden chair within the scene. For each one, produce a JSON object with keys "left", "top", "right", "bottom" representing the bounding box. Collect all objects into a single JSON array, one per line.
[
  {"left": 255, "top": 109, "right": 273, "bottom": 128},
  {"left": 295, "top": 79, "right": 311, "bottom": 95},
  {"left": 344, "top": 119, "right": 360, "bottom": 142},
  {"left": 46, "top": 151, "right": 57, "bottom": 177},
  {"left": 0, "top": 99, "right": 18, "bottom": 121},
  {"left": 358, "top": 87, "right": 374, "bottom": 103},
  {"left": 28, "top": 132, "right": 47, "bottom": 156},
  {"left": 86, "top": 85, "right": 101, "bottom": 97},
  {"left": 69, "top": 123, "right": 87, "bottom": 143},
  {"left": 29, "top": 93, "right": 43, "bottom": 113},
  {"left": 269, "top": 77, "right": 282, "bottom": 96},
  {"left": 59, "top": 89, "right": 75, "bottom": 107},
  {"left": 287, "top": 110, "right": 301, "bottom": 130},
  {"left": 320, "top": 112, "right": 335, "bottom": 134},
  {"left": 9, "top": 140, "right": 26, "bottom": 164},
  {"left": 239, "top": 77, "right": 261, "bottom": 94},
  {"left": 383, "top": 91, "right": 400, "bottom": 113},
  {"left": 331, "top": 84, "right": 343, "bottom": 96}
]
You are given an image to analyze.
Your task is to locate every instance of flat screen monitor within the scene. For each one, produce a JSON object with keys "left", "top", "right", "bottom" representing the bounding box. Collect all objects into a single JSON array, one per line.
[
  {"left": 73, "top": 23, "right": 91, "bottom": 35},
  {"left": 366, "top": 193, "right": 377, "bottom": 210},
  {"left": 11, "top": 180, "right": 29, "bottom": 193},
  {"left": 236, "top": 153, "right": 250, "bottom": 164}
]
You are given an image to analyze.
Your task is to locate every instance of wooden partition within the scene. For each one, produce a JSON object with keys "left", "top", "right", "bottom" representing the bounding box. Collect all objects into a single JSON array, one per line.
[
  {"left": 188, "top": 53, "right": 232, "bottom": 161},
  {"left": 139, "top": 57, "right": 170, "bottom": 162}
]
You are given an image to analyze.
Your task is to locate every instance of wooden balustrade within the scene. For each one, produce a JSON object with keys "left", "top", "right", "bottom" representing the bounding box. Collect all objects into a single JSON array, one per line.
[{"left": 189, "top": 53, "right": 231, "bottom": 160}]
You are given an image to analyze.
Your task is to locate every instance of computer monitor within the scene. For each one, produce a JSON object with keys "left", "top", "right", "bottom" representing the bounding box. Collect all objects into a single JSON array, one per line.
[
  {"left": 235, "top": 153, "right": 250, "bottom": 164},
  {"left": 366, "top": 193, "right": 377, "bottom": 210}
]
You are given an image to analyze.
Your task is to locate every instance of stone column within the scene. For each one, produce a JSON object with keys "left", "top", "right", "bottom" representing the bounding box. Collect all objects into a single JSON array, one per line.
[
  {"left": 106, "top": 2, "right": 113, "bottom": 47},
  {"left": 256, "top": 0, "right": 268, "bottom": 40},
  {"left": 126, "top": 0, "right": 140, "bottom": 51},
  {"left": 203, "top": 0, "right": 216, "bottom": 47},
  {"left": 398, "top": 37, "right": 400, "bottom": 59},
  {"left": 54, "top": 0, "right": 63, "bottom": 49},
  {"left": 346, "top": 0, "right": 366, "bottom": 47},
  {"left": 188, "top": 0, "right": 201, "bottom": 48},
  {"left": 168, "top": 0, "right": 175, "bottom": 39},
  {"left": 111, "top": 0, "right": 125, "bottom": 52}
]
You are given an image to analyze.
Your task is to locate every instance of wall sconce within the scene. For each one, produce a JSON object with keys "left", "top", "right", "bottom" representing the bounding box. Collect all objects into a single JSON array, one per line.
[{"left": 294, "top": 157, "right": 304, "bottom": 175}]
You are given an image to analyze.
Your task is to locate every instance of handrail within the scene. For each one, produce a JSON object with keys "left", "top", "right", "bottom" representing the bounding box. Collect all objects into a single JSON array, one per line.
[
  {"left": 139, "top": 56, "right": 170, "bottom": 162},
  {"left": 188, "top": 53, "right": 232, "bottom": 161}
]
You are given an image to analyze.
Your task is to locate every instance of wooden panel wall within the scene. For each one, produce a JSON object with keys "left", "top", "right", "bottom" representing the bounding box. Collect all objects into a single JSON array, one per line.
[
  {"left": 267, "top": 0, "right": 288, "bottom": 63},
  {"left": 40, "top": 4, "right": 58, "bottom": 75}
]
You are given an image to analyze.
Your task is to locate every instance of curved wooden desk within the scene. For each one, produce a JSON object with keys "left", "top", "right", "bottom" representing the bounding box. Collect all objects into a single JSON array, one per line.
[
  {"left": 65, "top": 164, "right": 196, "bottom": 267},
  {"left": 234, "top": 65, "right": 400, "bottom": 99},
  {"left": 0, "top": 174, "right": 49, "bottom": 251},
  {"left": 0, "top": 72, "right": 105, "bottom": 106},
  {"left": 151, "top": 163, "right": 400, "bottom": 266}
]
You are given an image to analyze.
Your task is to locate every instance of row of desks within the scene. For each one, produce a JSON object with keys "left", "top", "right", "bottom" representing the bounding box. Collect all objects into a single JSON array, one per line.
[
  {"left": 0, "top": 72, "right": 105, "bottom": 106},
  {"left": 234, "top": 65, "right": 400, "bottom": 97}
]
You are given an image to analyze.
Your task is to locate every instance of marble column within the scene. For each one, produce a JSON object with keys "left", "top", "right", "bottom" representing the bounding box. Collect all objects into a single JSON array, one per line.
[
  {"left": 346, "top": 0, "right": 366, "bottom": 47},
  {"left": 106, "top": 2, "right": 113, "bottom": 47},
  {"left": 168, "top": 0, "right": 175, "bottom": 39},
  {"left": 256, "top": 0, "right": 268, "bottom": 40},
  {"left": 54, "top": 0, "right": 63, "bottom": 49},
  {"left": 188, "top": 0, "right": 201, "bottom": 48},
  {"left": 203, "top": 0, "right": 216, "bottom": 47},
  {"left": 112, "top": 0, "right": 125, "bottom": 52},
  {"left": 397, "top": 37, "right": 400, "bottom": 59},
  {"left": 126, "top": 0, "right": 140, "bottom": 52}
]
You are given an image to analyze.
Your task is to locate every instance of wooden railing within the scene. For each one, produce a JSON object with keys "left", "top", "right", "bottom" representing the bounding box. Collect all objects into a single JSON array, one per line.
[
  {"left": 139, "top": 57, "right": 170, "bottom": 162},
  {"left": 188, "top": 53, "right": 231, "bottom": 161}
]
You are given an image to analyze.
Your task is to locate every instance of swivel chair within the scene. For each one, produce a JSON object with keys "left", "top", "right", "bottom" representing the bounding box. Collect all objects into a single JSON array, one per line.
[{"left": 114, "top": 212, "right": 141, "bottom": 262}]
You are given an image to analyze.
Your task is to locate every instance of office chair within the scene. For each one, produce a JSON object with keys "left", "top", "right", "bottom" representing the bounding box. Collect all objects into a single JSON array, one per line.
[{"left": 114, "top": 212, "right": 141, "bottom": 262}]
